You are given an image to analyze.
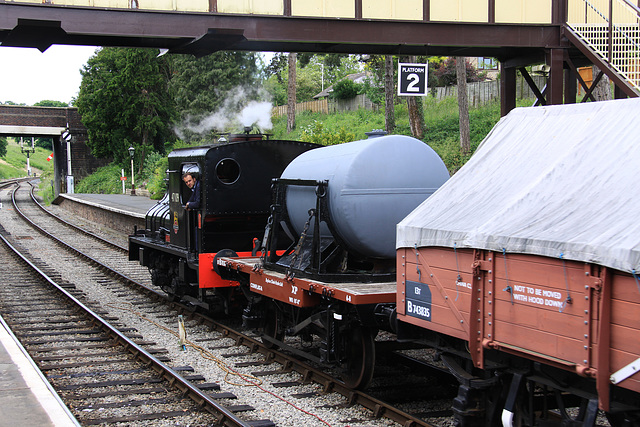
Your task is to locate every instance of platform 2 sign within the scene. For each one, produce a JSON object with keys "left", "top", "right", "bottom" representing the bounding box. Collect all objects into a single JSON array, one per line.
[
  {"left": 405, "top": 280, "right": 432, "bottom": 321},
  {"left": 398, "top": 62, "right": 428, "bottom": 96}
]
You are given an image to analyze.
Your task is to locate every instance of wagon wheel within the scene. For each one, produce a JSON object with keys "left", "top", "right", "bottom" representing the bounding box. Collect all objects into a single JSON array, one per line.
[
  {"left": 340, "top": 325, "right": 375, "bottom": 390},
  {"left": 261, "top": 300, "right": 284, "bottom": 349}
]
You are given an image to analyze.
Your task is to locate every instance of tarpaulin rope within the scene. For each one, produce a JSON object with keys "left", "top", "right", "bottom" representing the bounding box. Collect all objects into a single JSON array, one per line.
[
  {"left": 454, "top": 242, "right": 462, "bottom": 301},
  {"left": 559, "top": 253, "right": 573, "bottom": 313},
  {"left": 632, "top": 269, "right": 640, "bottom": 294},
  {"left": 502, "top": 248, "right": 514, "bottom": 305}
]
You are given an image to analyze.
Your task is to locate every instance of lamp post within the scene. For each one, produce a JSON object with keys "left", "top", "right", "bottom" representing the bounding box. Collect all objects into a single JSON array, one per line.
[{"left": 128, "top": 145, "right": 135, "bottom": 195}]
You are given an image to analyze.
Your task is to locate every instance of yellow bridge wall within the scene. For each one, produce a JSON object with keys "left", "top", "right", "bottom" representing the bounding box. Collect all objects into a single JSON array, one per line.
[{"left": 11, "top": 0, "right": 556, "bottom": 23}]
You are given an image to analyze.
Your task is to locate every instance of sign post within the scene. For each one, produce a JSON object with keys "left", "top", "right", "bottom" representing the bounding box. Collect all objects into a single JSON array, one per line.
[
  {"left": 121, "top": 169, "right": 127, "bottom": 194},
  {"left": 398, "top": 62, "right": 428, "bottom": 97}
]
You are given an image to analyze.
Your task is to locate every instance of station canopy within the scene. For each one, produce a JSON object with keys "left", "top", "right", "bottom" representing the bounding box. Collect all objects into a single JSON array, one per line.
[{"left": 397, "top": 98, "right": 640, "bottom": 274}]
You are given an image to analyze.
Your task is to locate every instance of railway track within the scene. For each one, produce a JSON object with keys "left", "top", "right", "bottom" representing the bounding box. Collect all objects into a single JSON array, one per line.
[
  {"left": 0, "top": 222, "right": 254, "bottom": 426},
  {"left": 1, "top": 182, "right": 460, "bottom": 426}
]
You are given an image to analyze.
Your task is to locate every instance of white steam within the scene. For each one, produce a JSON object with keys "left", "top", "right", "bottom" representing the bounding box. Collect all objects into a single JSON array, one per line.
[
  {"left": 175, "top": 86, "right": 273, "bottom": 139},
  {"left": 238, "top": 101, "right": 273, "bottom": 129}
]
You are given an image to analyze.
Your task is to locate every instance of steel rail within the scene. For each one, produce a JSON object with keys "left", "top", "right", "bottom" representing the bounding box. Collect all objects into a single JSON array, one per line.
[{"left": 8, "top": 184, "right": 252, "bottom": 427}]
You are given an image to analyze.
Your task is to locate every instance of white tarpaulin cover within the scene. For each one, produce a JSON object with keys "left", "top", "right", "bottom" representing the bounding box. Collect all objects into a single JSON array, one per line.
[{"left": 397, "top": 98, "right": 640, "bottom": 274}]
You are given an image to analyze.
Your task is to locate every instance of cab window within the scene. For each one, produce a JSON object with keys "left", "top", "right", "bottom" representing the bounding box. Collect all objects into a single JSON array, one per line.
[{"left": 180, "top": 163, "right": 200, "bottom": 204}]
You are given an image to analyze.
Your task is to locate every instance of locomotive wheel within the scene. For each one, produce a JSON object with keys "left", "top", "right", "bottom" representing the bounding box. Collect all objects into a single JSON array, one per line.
[
  {"left": 341, "top": 325, "right": 375, "bottom": 390},
  {"left": 262, "top": 301, "right": 284, "bottom": 349}
]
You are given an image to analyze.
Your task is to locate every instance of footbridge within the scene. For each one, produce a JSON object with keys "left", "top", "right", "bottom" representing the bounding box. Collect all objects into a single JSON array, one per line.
[{"left": 0, "top": 0, "right": 638, "bottom": 113}]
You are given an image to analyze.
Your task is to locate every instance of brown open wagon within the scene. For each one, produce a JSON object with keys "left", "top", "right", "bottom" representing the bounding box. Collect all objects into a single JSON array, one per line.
[{"left": 396, "top": 99, "right": 640, "bottom": 426}]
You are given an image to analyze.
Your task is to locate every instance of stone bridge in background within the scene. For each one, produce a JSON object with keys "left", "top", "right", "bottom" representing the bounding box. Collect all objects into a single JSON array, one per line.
[{"left": 0, "top": 105, "right": 108, "bottom": 194}]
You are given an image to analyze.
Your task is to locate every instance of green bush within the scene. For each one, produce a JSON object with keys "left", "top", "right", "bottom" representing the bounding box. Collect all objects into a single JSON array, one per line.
[
  {"left": 146, "top": 157, "right": 169, "bottom": 199},
  {"left": 300, "top": 120, "right": 356, "bottom": 146},
  {"left": 330, "top": 79, "right": 362, "bottom": 99},
  {"left": 75, "top": 164, "right": 125, "bottom": 194}
]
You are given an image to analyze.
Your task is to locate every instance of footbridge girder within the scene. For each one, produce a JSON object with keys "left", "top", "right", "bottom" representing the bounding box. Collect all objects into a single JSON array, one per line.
[{"left": 0, "top": 0, "right": 638, "bottom": 116}]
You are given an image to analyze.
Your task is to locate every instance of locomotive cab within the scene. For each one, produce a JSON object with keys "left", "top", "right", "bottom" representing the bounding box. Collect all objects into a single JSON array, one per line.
[{"left": 171, "top": 162, "right": 201, "bottom": 253}]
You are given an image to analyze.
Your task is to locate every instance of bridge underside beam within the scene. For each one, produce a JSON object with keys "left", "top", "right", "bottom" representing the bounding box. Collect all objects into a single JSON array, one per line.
[
  {"left": 0, "top": 125, "right": 65, "bottom": 137},
  {"left": 0, "top": 3, "right": 565, "bottom": 58}
]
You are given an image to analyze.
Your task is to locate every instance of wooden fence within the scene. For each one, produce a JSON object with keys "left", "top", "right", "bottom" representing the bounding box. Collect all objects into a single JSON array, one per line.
[
  {"left": 272, "top": 98, "right": 328, "bottom": 116},
  {"left": 432, "top": 75, "right": 546, "bottom": 107}
]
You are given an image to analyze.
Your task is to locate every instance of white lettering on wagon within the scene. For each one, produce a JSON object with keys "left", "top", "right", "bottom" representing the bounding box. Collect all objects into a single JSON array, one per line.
[
  {"left": 407, "top": 300, "right": 431, "bottom": 319},
  {"left": 510, "top": 284, "right": 565, "bottom": 308},
  {"left": 250, "top": 283, "right": 263, "bottom": 291},
  {"left": 265, "top": 278, "right": 283, "bottom": 287},
  {"left": 456, "top": 281, "right": 472, "bottom": 289},
  {"left": 289, "top": 297, "right": 301, "bottom": 305}
]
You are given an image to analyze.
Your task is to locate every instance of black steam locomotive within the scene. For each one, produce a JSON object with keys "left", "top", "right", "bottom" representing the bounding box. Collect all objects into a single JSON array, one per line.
[{"left": 128, "top": 132, "right": 318, "bottom": 312}]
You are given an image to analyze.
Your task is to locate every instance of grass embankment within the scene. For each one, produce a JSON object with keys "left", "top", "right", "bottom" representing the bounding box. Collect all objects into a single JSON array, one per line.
[{"left": 0, "top": 138, "right": 56, "bottom": 202}]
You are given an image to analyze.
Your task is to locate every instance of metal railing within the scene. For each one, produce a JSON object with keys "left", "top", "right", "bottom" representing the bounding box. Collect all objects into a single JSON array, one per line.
[{"left": 567, "top": 0, "right": 640, "bottom": 89}]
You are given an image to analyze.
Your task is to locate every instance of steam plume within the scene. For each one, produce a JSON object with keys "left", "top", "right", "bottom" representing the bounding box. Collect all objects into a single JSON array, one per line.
[{"left": 175, "top": 87, "right": 273, "bottom": 139}]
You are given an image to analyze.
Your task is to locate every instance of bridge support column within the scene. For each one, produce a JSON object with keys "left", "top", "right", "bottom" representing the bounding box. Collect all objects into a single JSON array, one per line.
[
  {"left": 564, "top": 64, "right": 577, "bottom": 104},
  {"left": 546, "top": 49, "right": 564, "bottom": 105},
  {"left": 500, "top": 63, "right": 517, "bottom": 117}
]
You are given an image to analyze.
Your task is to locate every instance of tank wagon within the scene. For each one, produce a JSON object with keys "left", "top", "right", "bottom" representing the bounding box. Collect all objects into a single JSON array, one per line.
[
  {"left": 217, "top": 133, "right": 449, "bottom": 388},
  {"left": 128, "top": 132, "right": 318, "bottom": 312},
  {"left": 395, "top": 99, "right": 640, "bottom": 426}
]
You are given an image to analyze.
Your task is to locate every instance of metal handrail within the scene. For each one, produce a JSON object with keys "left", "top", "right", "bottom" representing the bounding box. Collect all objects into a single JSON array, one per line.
[{"left": 567, "top": 0, "right": 640, "bottom": 90}]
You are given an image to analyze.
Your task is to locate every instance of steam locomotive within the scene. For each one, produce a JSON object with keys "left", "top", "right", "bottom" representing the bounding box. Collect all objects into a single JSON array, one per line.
[
  {"left": 130, "top": 99, "right": 640, "bottom": 426},
  {"left": 128, "top": 132, "right": 319, "bottom": 312}
]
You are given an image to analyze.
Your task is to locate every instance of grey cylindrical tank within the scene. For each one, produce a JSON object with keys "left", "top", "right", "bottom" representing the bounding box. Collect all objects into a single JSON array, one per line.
[{"left": 281, "top": 134, "right": 449, "bottom": 259}]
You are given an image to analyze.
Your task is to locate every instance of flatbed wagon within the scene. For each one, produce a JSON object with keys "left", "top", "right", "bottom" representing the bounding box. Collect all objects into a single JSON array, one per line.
[{"left": 217, "top": 256, "right": 397, "bottom": 307}]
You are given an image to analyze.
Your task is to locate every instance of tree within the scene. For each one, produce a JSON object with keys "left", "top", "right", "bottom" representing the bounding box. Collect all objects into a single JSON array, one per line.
[
  {"left": 168, "top": 51, "right": 263, "bottom": 140},
  {"left": 0, "top": 137, "right": 6, "bottom": 158},
  {"left": 591, "top": 65, "right": 612, "bottom": 101},
  {"left": 456, "top": 57, "right": 471, "bottom": 155},
  {"left": 169, "top": 51, "right": 261, "bottom": 118},
  {"left": 34, "top": 100, "right": 69, "bottom": 107},
  {"left": 434, "top": 57, "right": 487, "bottom": 86},
  {"left": 76, "top": 48, "right": 176, "bottom": 166},
  {"left": 287, "top": 52, "right": 297, "bottom": 132},
  {"left": 404, "top": 56, "right": 425, "bottom": 139},
  {"left": 384, "top": 55, "right": 395, "bottom": 133}
]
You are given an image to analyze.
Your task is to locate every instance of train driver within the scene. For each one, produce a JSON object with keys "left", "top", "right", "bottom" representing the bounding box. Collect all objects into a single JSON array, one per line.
[{"left": 182, "top": 172, "right": 201, "bottom": 210}]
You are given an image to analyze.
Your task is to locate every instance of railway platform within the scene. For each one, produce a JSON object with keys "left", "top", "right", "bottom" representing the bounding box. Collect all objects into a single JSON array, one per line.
[
  {"left": 53, "top": 193, "right": 158, "bottom": 235},
  {"left": 0, "top": 316, "right": 79, "bottom": 427}
]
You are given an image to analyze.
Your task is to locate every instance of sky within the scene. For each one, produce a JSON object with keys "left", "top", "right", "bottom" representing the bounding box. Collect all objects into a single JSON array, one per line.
[
  {"left": 0, "top": 46, "right": 275, "bottom": 107},
  {"left": 0, "top": 45, "right": 98, "bottom": 106}
]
